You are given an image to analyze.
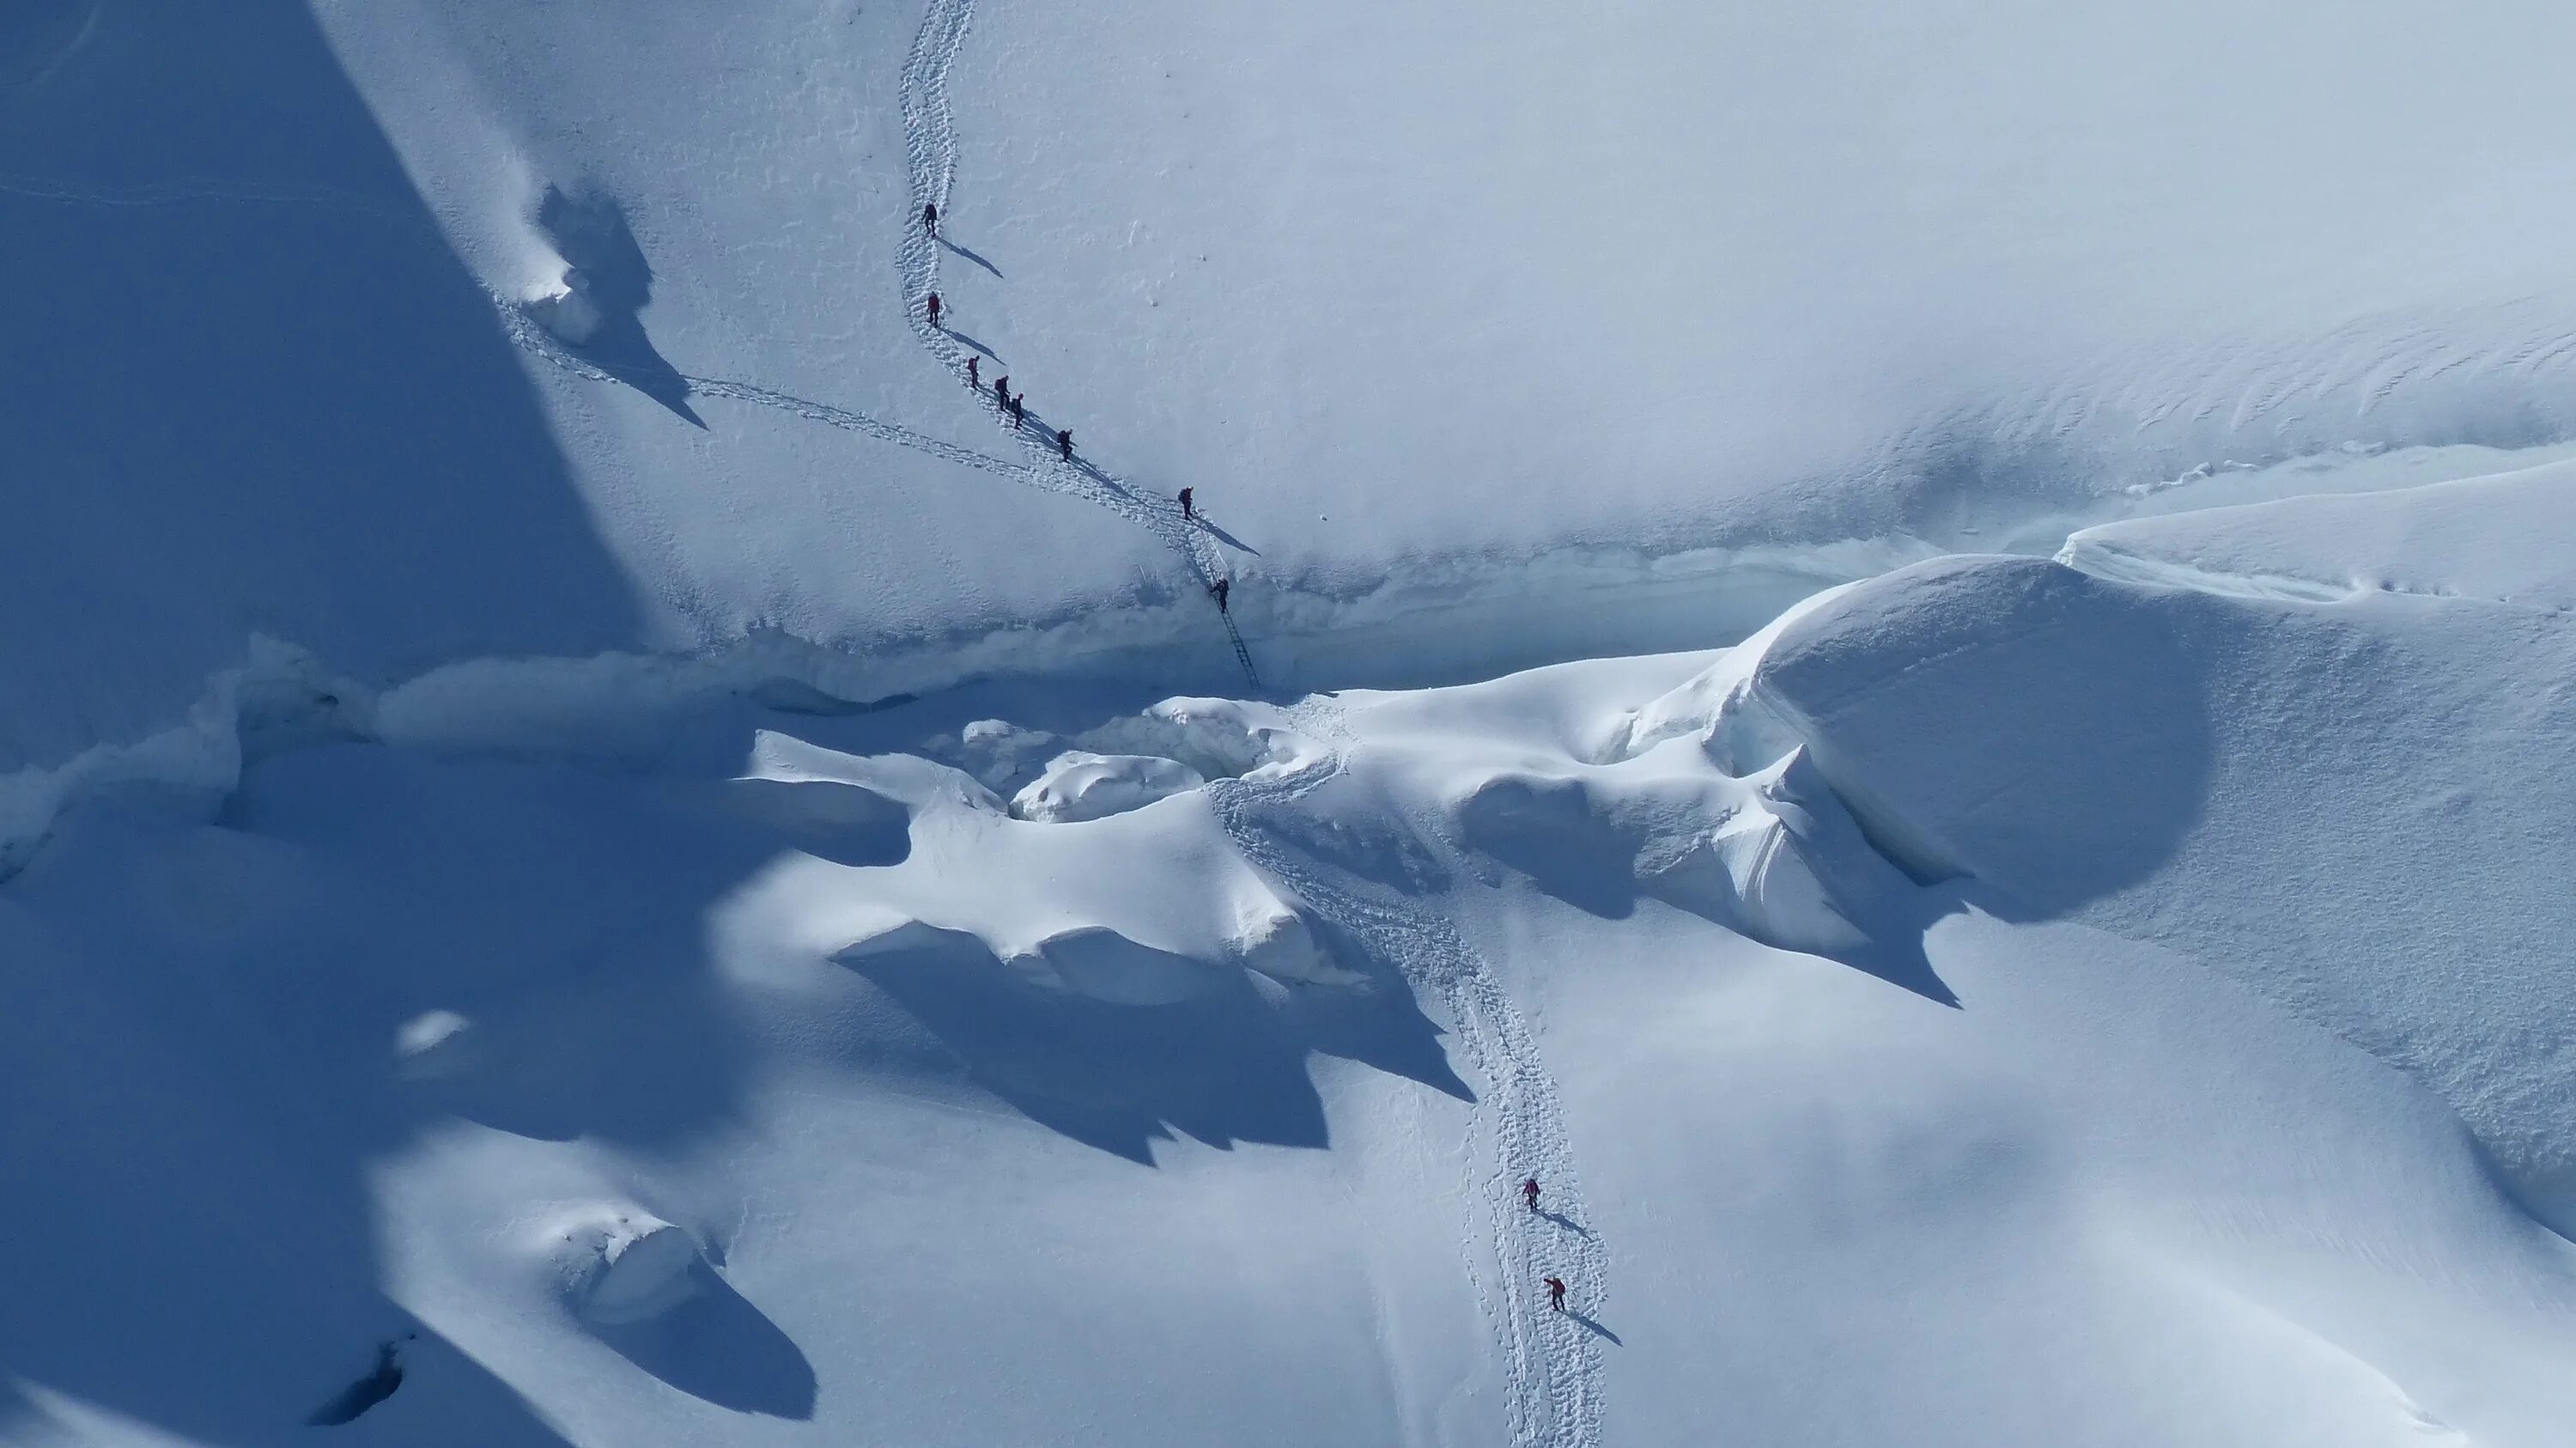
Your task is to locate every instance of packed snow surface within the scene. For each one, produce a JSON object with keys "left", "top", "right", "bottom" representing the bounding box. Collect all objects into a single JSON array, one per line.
[{"left": 9, "top": 0, "right": 2576, "bottom": 1445}]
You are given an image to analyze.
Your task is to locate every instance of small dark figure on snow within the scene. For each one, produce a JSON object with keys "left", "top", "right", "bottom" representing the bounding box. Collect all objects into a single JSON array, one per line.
[
  {"left": 926, "top": 293, "right": 942, "bottom": 327},
  {"left": 923, "top": 202, "right": 938, "bottom": 234},
  {"left": 1179, "top": 486, "right": 1194, "bottom": 519},
  {"left": 967, "top": 356, "right": 979, "bottom": 387},
  {"left": 1010, "top": 392, "right": 1025, "bottom": 423},
  {"left": 1522, "top": 1177, "right": 1540, "bottom": 1213},
  {"left": 1211, "top": 578, "right": 1230, "bottom": 612},
  {"left": 994, "top": 374, "right": 1010, "bottom": 406},
  {"left": 1056, "top": 428, "right": 1072, "bottom": 459},
  {"left": 1545, "top": 1276, "right": 1568, "bottom": 1313}
]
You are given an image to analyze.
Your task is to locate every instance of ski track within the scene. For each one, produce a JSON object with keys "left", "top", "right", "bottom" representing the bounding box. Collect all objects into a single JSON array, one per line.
[{"left": 1212, "top": 706, "right": 1608, "bottom": 1448}]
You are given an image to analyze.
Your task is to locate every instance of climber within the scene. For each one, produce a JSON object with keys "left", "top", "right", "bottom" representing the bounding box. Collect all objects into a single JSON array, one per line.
[
  {"left": 1010, "top": 392, "right": 1025, "bottom": 423},
  {"left": 923, "top": 201, "right": 938, "bottom": 234},
  {"left": 994, "top": 374, "right": 1010, "bottom": 407},
  {"left": 1545, "top": 1276, "right": 1567, "bottom": 1312},
  {"left": 1179, "top": 486, "right": 1194, "bottom": 519},
  {"left": 1211, "top": 577, "right": 1230, "bottom": 612},
  {"left": 966, "top": 356, "right": 978, "bottom": 388},
  {"left": 926, "top": 292, "right": 942, "bottom": 327},
  {"left": 1056, "top": 428, "right": 1073, "bottom": 460},
  {"left": 1522, "top": 1177, "right": 1541, "bottom": 1214}
]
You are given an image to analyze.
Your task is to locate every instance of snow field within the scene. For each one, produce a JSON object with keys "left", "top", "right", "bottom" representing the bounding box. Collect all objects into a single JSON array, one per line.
[{"left": 11, "top": 0, "right": 2576, "bottom": 1440}]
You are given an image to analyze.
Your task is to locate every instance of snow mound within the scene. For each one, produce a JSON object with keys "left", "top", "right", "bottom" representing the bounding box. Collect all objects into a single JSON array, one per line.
[
  {"left": 1222, "top": 902, "right": 1359, "bottom": 989},
  {"left": 1748, "top": 550, "right": 2576, "bottom": 1228},
  {"left": 1454, "top": 739, "right": 1906, "bottom": 959},
  {"left": 936, "top": 698, "right": 1322, "bottom": 800},
  {"left": 741, "top": 730, "right": 1003, "bottom": 815},
  {"left": 392, "top": 1009, "right": 482, "bottom": 1082},
  {"left": 1747, "top": 555, "right": 2208, "bottom": 891},
  {"left": 731, "top": 724, "right": 1357, "bottom": 1006},
  {"left": 838, "top": 900, "right": 1353, "bottom": 1003},
  {"left": 1078, "top": 698, "right": 1325, "bottom": 782},
  {"left": 525, "top": 275, "right": 605, "bottom": 346},
  {"left": 1014, "top": 924, "right": 1222, "bottom": 1006},
  {"left": 1637, "top": 749, "right": 1909, "bottom": 955},
  {"left": 1012, "top": 751, "right": 1206, "bottom": 823},
  {"left": 543, "top": 1208, "right": 704, "bottom": 1327},
  {"left": 1592, "top": 583, "right": 1854, "bottom": 767}
]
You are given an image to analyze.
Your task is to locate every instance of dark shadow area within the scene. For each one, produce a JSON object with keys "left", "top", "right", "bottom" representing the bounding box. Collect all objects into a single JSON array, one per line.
[
  {"left": 591, "top": 1262, "right": 817, "bottom": 1419},
  {"left": 231, "top": 745, "right": 799, "bottom": 1151},
  {"left": 1457, "top": 775, "right": 1649, "bottom": 920},
  {"left": 942, "top": 325, "right": 1001, "bottom": 361},
  {"left": 1067, "top": 456, "right": 1138, "bottom": 498},
  {"left": 837, "top": 921, "right": 1467, "bottom": 1165},
  {"left": 1565, "top": 1311, "right": 1622, "bottom": 1347},
  {"left": 1194, "top": 514, "right": 1261, "bottom": 556},
  {"left": 305, "top": 1335, "right": 410, "bottom": 1426},
  {"left": 536, "top": 185, "right": 703, "bottom": 425},
  {"left": 704, "top": 776, "right": 914, "bottom": 868},
  {"left": 0, "top": 3, "right": 665, "bottom": 1440},
  {"left": 939, "top": 235, "right": 1002, "bottom": 277},
  {"left": 0, "top": 803, "right": 579, "bottom": 1444},
  {"left": 740, "top": 676, "right": 918, "bottom": 718},
  {"left": 0, "top": 0, "right": 98, "bottom": 88},
  {"left": 1293, "top": 918, "right": 1474, "bottom": 1104},
  {"left": 1824, "top": 887, "right": 1965, "bottom": 1009},
  {"left": 0, "top": 730, "right": 828, "bottom": 1444},
  {"left": 0, "top": 1, "right": 647, "bottom": 776},
  {"left": 1536, "top": 1209, "right": 1593, "bottom": 1238}
]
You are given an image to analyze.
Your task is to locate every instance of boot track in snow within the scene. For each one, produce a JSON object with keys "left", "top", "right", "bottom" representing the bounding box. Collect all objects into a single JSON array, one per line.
[
  {"left": 1212, "top": 709, "right": 1609, "bottom": 1448},
  {"left": 894, "top": 0, "right": 1253, "bottom": 687}
]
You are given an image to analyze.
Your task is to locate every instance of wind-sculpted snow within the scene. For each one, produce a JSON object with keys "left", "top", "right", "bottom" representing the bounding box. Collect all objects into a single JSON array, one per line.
[
  {"left": 1751, "top": 553, "right": 2576, "bottom": 1237},
  {"left": 21, "top": 0, "right": 2576, "bottom": 1443}
]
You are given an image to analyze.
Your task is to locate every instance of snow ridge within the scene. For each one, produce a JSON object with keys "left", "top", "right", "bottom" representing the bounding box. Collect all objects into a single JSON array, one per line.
[{"left": 1212, "top": 709, "right": 1607, "bottom": 1448}]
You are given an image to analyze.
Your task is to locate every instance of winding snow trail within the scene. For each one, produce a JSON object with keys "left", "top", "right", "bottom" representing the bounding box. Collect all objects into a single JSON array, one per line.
[
  {"left": 893, "top": 0, "right": 1259, "bottom": 687},
  {"left": 1212, "top": 714, "right": 1610, "bottom": 1448}
]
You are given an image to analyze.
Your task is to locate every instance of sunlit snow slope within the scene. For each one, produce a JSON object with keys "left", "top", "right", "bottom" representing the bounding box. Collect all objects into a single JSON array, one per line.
[
  {"left": 12, "top": 0, "right": 2576, "bottom": 829},
  {"left": 9, "top": 1, "right": 2576, "bottom": 1445}
]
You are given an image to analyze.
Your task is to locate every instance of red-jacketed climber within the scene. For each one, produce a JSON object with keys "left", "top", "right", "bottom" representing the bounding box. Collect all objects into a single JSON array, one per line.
[
  {"left": 1522, "top": 1177, "right": 1541, "bottom": 1213},
  {"left": 926, "top": 293, "right": 942, "bottom": 327},
  {"left": 1545, "top": 1276, "right": 1568, "bottom": 1312}
]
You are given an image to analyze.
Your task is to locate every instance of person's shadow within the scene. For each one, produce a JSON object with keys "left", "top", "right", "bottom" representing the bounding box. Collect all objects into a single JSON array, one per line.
[
  {"left": 940, "top": 235, "right": 1003, "bottom": 277},
  {"left": 1192, "top": 513, "right": 1261, "bottom": 556},
  {"left": 1537, "top": 1208, "right": 1592, "bottom": 1238},
  {"left": 1564, "top": 1311, "right": 1623, "bottom": 1347}
]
